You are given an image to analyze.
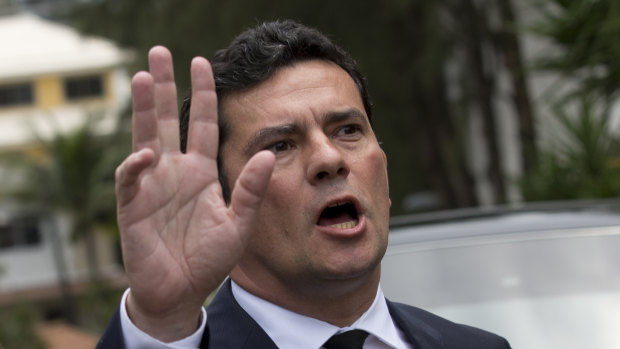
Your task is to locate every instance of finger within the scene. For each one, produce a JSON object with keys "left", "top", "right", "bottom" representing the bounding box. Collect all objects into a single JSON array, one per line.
[
  {"left": 149, "top": 46, "right": 180, "bottom": 153},
  {"left": 115, "top": 149, "right": 155, "bottom": 206},
  {"left": 229, "top": 151, "right": 276, "bottom": 235},
  {"left": 131, "top": 72, "right": 160, "bottom": 155},
  {"left": 187, "top": 57, "right": 219, "bottom": 159}
]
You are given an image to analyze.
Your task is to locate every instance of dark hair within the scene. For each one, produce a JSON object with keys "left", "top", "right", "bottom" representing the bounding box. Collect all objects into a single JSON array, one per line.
[{"left": 179, "top": 19, "right": 372, "bottom": 202}]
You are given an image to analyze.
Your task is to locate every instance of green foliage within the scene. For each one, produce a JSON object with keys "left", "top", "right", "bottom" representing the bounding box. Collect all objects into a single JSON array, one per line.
[
  {"left": 524, "top": 0, "right": 620, "bottom": 202},
  {"left": 531, "top": 0, "right": 620, "bottom": 100},
  {"left": 11, "top": 114, "right": 128, "bottom": 240},
  {"left": 0, "top": 301, "right": 46, "bottom": 349},
  {"left": 1, "top": 113, "right": 129, "bottom": 285},
  {"left": 521, "top": 96, "right": 620, "bottom": 200},
  {"left": 77, "top": 282, "right": 125, "bottom": 333}
]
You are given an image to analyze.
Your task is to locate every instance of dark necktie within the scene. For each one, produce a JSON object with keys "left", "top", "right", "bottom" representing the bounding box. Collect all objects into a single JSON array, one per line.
[{"left": 323, "top": 329, "right": 370, "bottom": 349}]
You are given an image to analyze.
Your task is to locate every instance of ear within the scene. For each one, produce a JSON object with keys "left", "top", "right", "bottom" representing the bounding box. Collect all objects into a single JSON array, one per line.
[
  {"left": 380, "top": 149, "right": 391, "bottom": 208},
  {"left": 381, "top": 148, "right": 389, "bottom": 174}
]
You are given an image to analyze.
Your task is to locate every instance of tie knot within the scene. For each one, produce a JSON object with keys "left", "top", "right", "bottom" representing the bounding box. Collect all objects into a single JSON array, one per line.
[{"left": 323, "top": 329, "right": 370, "bottom": 349}]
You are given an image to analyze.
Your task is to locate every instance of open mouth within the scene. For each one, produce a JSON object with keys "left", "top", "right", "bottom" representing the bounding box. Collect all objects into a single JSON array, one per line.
[{"left": 317, "top": 201, "right": 359, "bottom": 229}]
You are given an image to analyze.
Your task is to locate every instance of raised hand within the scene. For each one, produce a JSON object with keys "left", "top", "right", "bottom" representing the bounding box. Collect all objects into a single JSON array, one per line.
[{"left": 114, "top": 46, "right": 274, "bottom": 341}]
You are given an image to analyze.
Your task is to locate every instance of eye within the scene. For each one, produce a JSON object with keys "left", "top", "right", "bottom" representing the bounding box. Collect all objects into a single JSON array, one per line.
[
  {"left": 266, "top": 140, "right": 293, "bottom": 154},
  {"left": 336, "top": 124, "right": 363, "bottom": 138}
]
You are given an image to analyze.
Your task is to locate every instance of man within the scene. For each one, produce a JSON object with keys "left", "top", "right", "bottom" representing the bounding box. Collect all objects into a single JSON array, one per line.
[{"left": 98, "top": 20, "right": 511, "bottom": 348}]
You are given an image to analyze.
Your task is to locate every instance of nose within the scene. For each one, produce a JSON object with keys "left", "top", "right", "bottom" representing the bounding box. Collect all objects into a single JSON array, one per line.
[{"left": 306, "top": 134, "right": 349, "bottom": 184}]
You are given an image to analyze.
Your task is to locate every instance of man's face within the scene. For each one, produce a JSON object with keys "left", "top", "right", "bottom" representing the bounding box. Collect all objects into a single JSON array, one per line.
[{"left": 221, "top": 60, "right": 391, "bottom": 293}]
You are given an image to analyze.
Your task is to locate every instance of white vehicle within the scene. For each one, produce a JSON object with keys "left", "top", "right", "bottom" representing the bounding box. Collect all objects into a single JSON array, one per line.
[{"left": 381, "top": 201, "right": 620, "bottom": 349}]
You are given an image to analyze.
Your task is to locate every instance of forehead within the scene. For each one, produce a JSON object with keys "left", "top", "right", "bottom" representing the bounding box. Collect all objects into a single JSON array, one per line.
[{"left": 220, "top": 60, "right": 366, "bottom": 135}]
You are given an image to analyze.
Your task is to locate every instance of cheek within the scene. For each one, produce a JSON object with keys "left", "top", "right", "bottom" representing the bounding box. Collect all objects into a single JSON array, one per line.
[
  {"left": 360, "top": 150, "right": 389, "bottom": 192},
  {"left": 260, "top": 171, "right": 306, "bottom": 224},
  {"left": 249, "top": 171, "right": 312, "bottom": 258},
  {"left": 359, "top": 150, "right": 391, "bottom": 227}
]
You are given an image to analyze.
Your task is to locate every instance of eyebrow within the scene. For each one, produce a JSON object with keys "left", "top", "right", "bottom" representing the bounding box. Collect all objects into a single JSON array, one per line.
[
  {"left": 243, "top": 122, "right": 304, "bottom": 156},
  {"left": 242, "top": 108, "right": 368, "bottom": 155},
  {"left": 324, "top": 108, "right": 367, "bottom": 125}
]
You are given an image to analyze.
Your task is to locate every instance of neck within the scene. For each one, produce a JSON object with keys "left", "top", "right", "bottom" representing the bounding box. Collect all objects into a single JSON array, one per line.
[{"left": 230, "top": 266, "right": 381, "bottom": 327}]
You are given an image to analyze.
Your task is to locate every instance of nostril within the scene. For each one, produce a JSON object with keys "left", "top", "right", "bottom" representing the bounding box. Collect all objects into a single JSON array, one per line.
[
  {"left": 317, "top": 171, "right": 328, "bottom": 180},
  {"left": 315, "top": 167, "right": 347, "bottom": 181}
]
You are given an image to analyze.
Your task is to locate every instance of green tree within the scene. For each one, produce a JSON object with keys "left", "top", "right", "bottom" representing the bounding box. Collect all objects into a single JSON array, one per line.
[
  {"left": 7, "top": 114, "right": 127, "bottom": 282},
  {"left": 521, "top": 0, "right": 620, "bottom": 201},
  {"left": 497, "top": 0, "right": 539, "bottom": 173},
  {"left": 531, "top": 0, "right": 620, "bottom": 102},
  {"left": 521, "top": 96, "right": 620, "bottom": 200},
  {"left": 2, "top": 114, "right": 127, "bottom": 325},
  {"left": 30, "top": 116, "right": 123, "bottom": 280}
]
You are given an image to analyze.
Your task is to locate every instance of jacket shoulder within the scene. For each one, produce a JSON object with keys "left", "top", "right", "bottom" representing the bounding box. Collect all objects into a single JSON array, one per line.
[{"left": 388, "top": 301, "right": 511, "bottom": 349}]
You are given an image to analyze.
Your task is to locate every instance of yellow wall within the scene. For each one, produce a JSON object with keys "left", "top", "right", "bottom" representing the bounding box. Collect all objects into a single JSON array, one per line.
[
  {"left": 0, "top": 72, "right": 110, "bottom": 111},
  {"left": 103, "top": 71, "right": 114, "bottom": 104},
  {"left": 35, "top": 75, "right": 63, "bottom": 108}
]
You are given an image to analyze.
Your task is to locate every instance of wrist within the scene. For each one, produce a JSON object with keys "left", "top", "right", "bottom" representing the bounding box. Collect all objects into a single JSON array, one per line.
[{"left": 126, "top": 290, "right": 204, "bottom": 342}]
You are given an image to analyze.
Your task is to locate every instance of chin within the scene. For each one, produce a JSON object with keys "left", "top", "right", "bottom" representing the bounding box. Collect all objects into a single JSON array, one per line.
[{"left": 320, "top": 255, "right": 382, "bottom": 282}]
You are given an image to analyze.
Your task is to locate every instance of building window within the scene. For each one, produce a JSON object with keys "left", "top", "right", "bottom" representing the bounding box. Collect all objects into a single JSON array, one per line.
[
  {"left": 0, "top": 83, "right": 34, "bottom": 107},
  {"left": 64, "top": 75, "right": 104, "bottom": 100},
  {"left": 0, "top": 216, "right": 41, "bottom": 249}
]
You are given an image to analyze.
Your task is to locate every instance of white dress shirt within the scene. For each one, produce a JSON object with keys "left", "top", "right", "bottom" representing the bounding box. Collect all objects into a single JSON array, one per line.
[
  {"left": 232, "top": 281, "right": 411, "bottom": 349},
  {"left": 120, "top": 282, "right": 412, "bottom": 348},
  {"left": 120, "top": 288, "right": 207, "bottom": 349}
]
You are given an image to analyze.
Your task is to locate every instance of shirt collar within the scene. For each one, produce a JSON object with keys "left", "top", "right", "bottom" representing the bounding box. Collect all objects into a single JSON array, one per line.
[{"left": 231, "top": 280, "right": 404, "bottom": 349}]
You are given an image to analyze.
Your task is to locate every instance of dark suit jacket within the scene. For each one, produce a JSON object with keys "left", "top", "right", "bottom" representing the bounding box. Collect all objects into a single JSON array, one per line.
[{"left": 97, "top": 279, "right": 511, "bottom": 348}]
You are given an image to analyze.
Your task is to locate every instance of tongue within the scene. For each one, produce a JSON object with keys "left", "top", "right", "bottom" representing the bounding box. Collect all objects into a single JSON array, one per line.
[{"left": 318, "top": 211, "right": 354, "bottom": 226}]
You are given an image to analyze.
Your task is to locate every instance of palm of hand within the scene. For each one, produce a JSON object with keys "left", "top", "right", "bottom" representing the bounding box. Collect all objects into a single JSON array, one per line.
[{"left": 120, "top": 153, "right": 237, "bottom": 315}]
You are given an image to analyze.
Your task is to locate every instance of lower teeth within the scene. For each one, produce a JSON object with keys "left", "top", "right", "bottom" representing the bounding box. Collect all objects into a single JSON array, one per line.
[{"left": 330, "top": 220, "right": 358, "bottom": 229}]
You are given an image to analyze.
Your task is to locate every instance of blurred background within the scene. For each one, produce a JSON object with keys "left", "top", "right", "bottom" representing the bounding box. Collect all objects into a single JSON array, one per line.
[{"left": 1, "top": 0, "right": 619, "bottom": 347}]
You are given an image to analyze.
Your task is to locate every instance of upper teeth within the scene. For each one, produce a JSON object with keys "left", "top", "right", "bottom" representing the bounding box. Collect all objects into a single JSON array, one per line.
[
  {"left": 328, "top": 201, "right": 349, "bottom": 208},
  {"left": 331, "top": 220, "right": 358, "bottom": 229}
]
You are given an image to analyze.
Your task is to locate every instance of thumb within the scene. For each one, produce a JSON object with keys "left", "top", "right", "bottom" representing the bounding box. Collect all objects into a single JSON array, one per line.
[{"left": 228, "top": 151, "right": 275, "bottom": 235}]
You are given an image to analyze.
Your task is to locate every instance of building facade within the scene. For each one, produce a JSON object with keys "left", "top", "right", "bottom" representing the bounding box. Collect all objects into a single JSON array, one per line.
[{"left": 0, "top": 12, "right": 131, "bottom": 300}]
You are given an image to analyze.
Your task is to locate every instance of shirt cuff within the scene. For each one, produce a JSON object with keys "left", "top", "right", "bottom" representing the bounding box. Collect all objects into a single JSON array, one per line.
[{"left": 119, "top": 288, "right": 207, "bottom": 349}]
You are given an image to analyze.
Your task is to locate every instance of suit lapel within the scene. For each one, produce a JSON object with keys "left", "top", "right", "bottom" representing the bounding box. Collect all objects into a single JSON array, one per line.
[
  {"left": 204, "top": 279, "right": 278, "bottom": 349},
  {"left": 387, "top": 300, "right": 447, "bottom": 349}
]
